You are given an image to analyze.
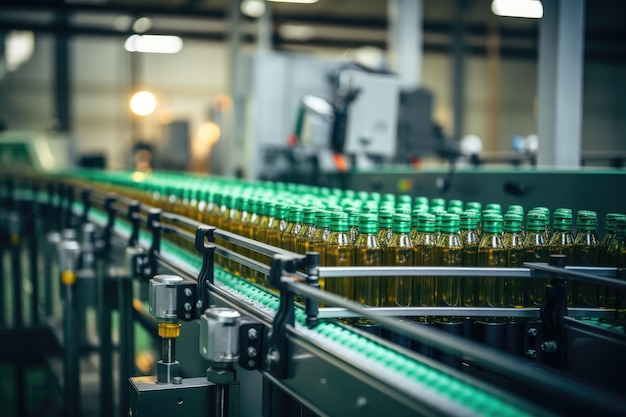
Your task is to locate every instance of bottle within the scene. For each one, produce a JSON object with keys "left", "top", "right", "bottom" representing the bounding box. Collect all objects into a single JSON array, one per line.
[
  {"left": 532, "top": 207, "right": 551, "bottom": 242},
  {"left": 414, "top": 213, "right": 438, "bottom": 307},
  {"left": 548, "top": 209, "right": 575, "bottom": 262},
  {"left": 282, "top": 205, "right": 304, "bottom": 253},
  {"left": 254, "top": 200, "right": 275, "bottom": 287},
  {"left": 324, "top": 212, "right": 354, "bottom": 300},
  {"left": 437, "top": 213, "right": 463, "bottom": 307},
  {"left": 377, "top": 208, "right": 394, "bottom": 261},
  {"left": 267, "top": 202, "right": 289, "bottom": 248},
  {"left": 485, "top": 203, "right": 502, "bottom": 214},
  {"left": 460, "top": 210, "right": 480, "bottom": 306},
  {"left": 385, "top": 213, "right": 413, "bottom": 307},
  {"left": 478, "top": 213, "right": 507, "bottom": 307},
  {"left": 343, "top": 206, "right": 360, "bottom": 245},
  {"left": 573, "top": 210, "right": 601, "bottom": 307},
  {"left": 523, "top": 212, "right": 549, "bottom": 306},
  {"left": 354, "top": 214, "right": 382, "bottom": 307},
  {"left": 409, "top": 207, "right": 426, "bottom": 244},
  {"left": 601, "top": 213, "right": 625, "bottom": 265},
  {"left": 606, "top": 217, "right": 626, "bottom": 268},
  {"left": 465, "top": 201, "right": 482, "bottom": 214},
  {"left": 297, "top": 206, "right": 318, "bottom": 254},
  {"left": 503, "top": 213, "right": 525, "bottom": 308}
]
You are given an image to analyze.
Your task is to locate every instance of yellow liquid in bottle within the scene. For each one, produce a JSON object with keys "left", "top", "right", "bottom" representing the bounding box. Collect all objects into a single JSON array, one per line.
[
  {"left": 478, "top": 233, "right": 507, "bottom": 307},
  {"left": 386, "top": 234, "right": 413, "bottom": 307},
  {"left": 414, "top": 232, "right": 438, "bottom": 307},
  {"left": 354, "top": 233, "right": 381, "bottom": 306},
  {"left": 325, "top": 232, "right": 354, "bottom": 300},
  {"left": 437, "top": 233, "right": 463, "bottom": 307}
]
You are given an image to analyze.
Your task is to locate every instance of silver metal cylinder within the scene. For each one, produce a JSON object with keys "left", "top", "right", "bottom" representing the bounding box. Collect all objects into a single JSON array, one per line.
[
  {"left": 58, "top": 240, "right": 81, "bottom": 273},
  {"left": 200, "top": 308, "right": 241, "bottom": 363},
  {"left": 149, "top": 274, "right": 183, "bottom": 321}
]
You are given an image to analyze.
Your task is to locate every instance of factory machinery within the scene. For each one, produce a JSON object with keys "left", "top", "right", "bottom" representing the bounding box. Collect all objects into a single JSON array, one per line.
[{"left": 1, "top": 170, "right": 625, "bottom": 417}]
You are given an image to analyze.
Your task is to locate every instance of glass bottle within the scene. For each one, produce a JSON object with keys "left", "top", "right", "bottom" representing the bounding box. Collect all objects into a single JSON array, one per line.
[
  {"left": 354, "top": 214, "right": 382, "bottom": 307},
  {"left": 548, "top": 209, "right": 575, "bottom": 262},
  {"left": 297, "top": 205, "right": 318, "bottom": 254},
  {"left": 437, "top": 213, "right": 463, "bottom": 307},
  {"left": 385, "top": 213, "right": 414, "bottom": 307},
  {"left": 282, "top": 205, "right": 304, "bottom": 253},
  {"left": 324, "top": 213, "right": 354, "bottom": 300},
  {"left": 573, "top": 210, "right": 601, "bottom": 307},
  {"left": 503, "top": 213, "right": 525, "bottom": 308},
  {"left": 409, "top": 206, "right": 426, "bottom": 243},
  {"left": 523, "top": 212, "right": 549, "bottom": 306},
  {"left": 601, "top": 213, "right": 625, "bottom": 265},
  {"left": 478, "top": 213, "right": 506, "bottom": 307},
  {"left": 377, "top": 208, "right": 394, "bottom": 263},
  {"left": 532, "top": 207, "right": 551, "bottom": 242},
  {"left": 343, "top": 206, "right": 360, "bottom": 245},
  {"left": 414, "top": 213, "right": 438, "bottom": 307},
  {"left": 311, "top": 210, "right": 332, "bottom": 268},
  {"left": 460, "top": 210, "right": 480, "bottom": 306},
  {"left": 267, "top": 202, "right": 289, "bottom": 249}
]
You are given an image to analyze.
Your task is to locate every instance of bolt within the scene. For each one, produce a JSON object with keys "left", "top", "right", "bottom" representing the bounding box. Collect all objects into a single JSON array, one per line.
[
  {"left": 356, "top": 396, "right": 367, "bottom": 410},
  {"left": 184, "top": 288, "right": 192, "bottom": 297},
  {"left": 525, "top": 349, "right": 537, "bottom": 359},
  {"left": 541, "top": 340, "right": 558, "bottom": 353},
  {"left": 247, "top": 347, "right": 257, "bottom": 358},
  {"left": 172, "top": 376, "right": 182, "bottom": 385},
  {"left": 184, "top": 302, "right": 192, "bottom": 312},
  {"left": 248, "top": 328, "right": 258, "bottom": 340},
  {"left": 527, "top": 328, "right": 538, "bottom": 337},
  {"left": 266, "top": 350, "right": 279, "bottom": 364}
]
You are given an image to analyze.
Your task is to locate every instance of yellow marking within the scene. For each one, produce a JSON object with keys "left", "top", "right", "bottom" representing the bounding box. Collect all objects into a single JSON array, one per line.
[{"left": 61, "top": 270, "right": 76, "bottom": 286}]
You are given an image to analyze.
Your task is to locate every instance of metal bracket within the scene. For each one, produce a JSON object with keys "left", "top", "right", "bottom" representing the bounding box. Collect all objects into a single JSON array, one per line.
[
  {"left": 64, "top": 184, "right": 75, "bottom": 229},
  {"left": 176, "top": 281, "right": 198, "bottom": 321},
  {"left": 304, "top": 252, "right": 320, "bottom": 328},
  {"left": 265, "top": 254, "right": 302, "bottom": 379},
  {"left": 147, "top": 209, "right": 162, "bottom": 281},
  {"left": 127, "top": 200, "right": 140, "bottom": 247},
  {"left": 195, "top": 226, "right": 216, "bottom": 312},
  {"left": 539, "top": 255, "right": 568, "bottom": 368},
  {"left": 103, "top": 195, "right": 117, "bottom": 256},
  {"left": 238, "top": 317, "right": 263, "bottom": 371},
  {"left": 131, "top": 253, "right": 151, "bottom": 280}
]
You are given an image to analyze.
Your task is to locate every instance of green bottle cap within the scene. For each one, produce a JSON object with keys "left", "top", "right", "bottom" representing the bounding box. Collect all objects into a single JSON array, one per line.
[
  {"left": 275, "top": 202, "right": 289, "bottom": 220},
  {"left": 414, "top": 196, "right": 429, "bottom": 207},
  {"left": 302, "top": 206, "right": 317, "bottom": 225},
  {"left": 507, "top": 205, "right": 524, "bottom": 215},
  {"left": 431, "top": 198, "right": 446, "bottom": 208},
  {"left": 263, "top": 201, "right": 276, "bottom": 217},
  {"left": 485, "top": 203, "right": 502, "bottom": 214},
  {"left": 503, "top": 213, "right": 523, "bottom": 233},
  {"left": 552, "top": 210, "right": 572, "bottom": 231},
  {"left": 330, "top": 212, "right": 348, "bottom": 233},
  {"left": 466, "top": 201, "right": 482, "bottom": 212},
  {"left": 287, "top": 205, "right": 303, "bottom": 223},
  {"left": 392, "top": 213, "right": 411, "bottom": 233},
  {"left": 416, "top": 213, "right": 436, "bottom": 233},
  {"left": 605, "top": 213, "right": 626, "bottom": 232},
  {"left": 615, "top": 217, "right": 626, "bottom": 237},
  {"left": 440, "top": 213, "right": 460, "bottom": 233},
  {"left": 382, "top": 193, "right": 396, "bottom": 202},
  {"left": 361, "top": 202, "right": 379, "bottom": 214},
  {"left": 576, "top": 210, "right": 598, "bottom": 231},
  {"left": 395, "top": 206, "right": 411, "bottom": 216},
  {"left": 448, "top": 199, "right": 463, "bottom": 210},
  {"left": 315, "top": 210, "right": 331, "bottom": 228},
  {"left": 411, "top": 207, "right": 427, "bottom": 228},
  {"left": 482, "top": 213, "right": 503, "bottom": 234},
  {"left": 378, "top": 209, "right": 394, "bottom": 229},
  {"left": 447, "top": 207, "right": 462, "bottom": 214},
  {"left": 460, "top": 211, "right": 479, "bottom": 230},
  {"left": 398, "top": 194, "right": 412, "bottom": 205},
  {"left": 359, "top": 213, "right": 378, "bottom": 234},
  {"left": 434, "top": 211, "right": 443, "bottom": 232},
  {"left": 526, "top": 212, "right": 547, "bottom": 232}
]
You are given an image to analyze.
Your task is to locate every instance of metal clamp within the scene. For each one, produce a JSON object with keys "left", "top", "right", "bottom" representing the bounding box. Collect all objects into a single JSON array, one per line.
[
  {"left": 80, "top": 188, "right": 91, "bottom": 225},
  {"left": 539, "top": 255, "right": 568, "bottom": 369},
  {"left": 103, "top": 195, "right": 117, "bottom": 256},
  {"left": 147, "top": 209, "right": 162, "bottom": 281},
  {"left": 195, "top": 226, "right": 216, "bottom": 312},
  {"left": 238, "top": 317, "right": 263, "bottom": 371}
]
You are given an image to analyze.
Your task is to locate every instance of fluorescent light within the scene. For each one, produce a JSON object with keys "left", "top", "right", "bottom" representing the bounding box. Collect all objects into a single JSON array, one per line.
[
  {"left": 124, "top": 34, "right": 183, "bottom": 54},
  {"left": 491, "top": 0, "right": 543, "bottom": 19},
  {"left": 241, "top": 0, "right": 266, "bottom": 18},
  {"left": 268, "top": 0, "right": 318, "bottom": 3},
  {"left": 5, "top": 31, "right": 35, "bottom": 72}
]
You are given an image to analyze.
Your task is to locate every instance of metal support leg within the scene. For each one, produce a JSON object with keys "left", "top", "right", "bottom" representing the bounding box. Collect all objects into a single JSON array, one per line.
[
  {"left": 97, "top": 258, "right": 114, "bottom": 417},
  {"left": 118, "top": 274, "right": 134, "bottom": 417},
  {"left": 63, "top": 283, "right": 80, "bottom": 417},
  {"left": 29, "top": 213, "right": 40, "bottom": 326},
  {"left": 9, "top": 212, "right": 23, "bottom": 328}
]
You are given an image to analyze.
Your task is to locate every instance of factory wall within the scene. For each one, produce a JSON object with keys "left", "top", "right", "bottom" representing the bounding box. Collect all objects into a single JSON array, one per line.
[{"left": 1, "top": 33, "right": 625, "bottom": 171}]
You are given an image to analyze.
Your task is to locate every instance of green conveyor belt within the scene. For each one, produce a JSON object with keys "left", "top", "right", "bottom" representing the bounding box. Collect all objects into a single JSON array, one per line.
[{"left": 69, "top": 195, "right": 537, "bottom": 416}]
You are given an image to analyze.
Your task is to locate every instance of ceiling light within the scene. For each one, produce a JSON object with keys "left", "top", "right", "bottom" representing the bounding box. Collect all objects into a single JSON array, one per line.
[
  {"left": 130, "top": 91, "right": 157, "bottom": 116},
  {"left": 241, "top": 0, "right": 266, "bottom": 18},
  {"left": 4, "top": 31, "right": 35, "bottom": 72},
  {"left": 124, "top": 34, "right": 183, "bottom": 54},
  {"left": 491, "top": 0, "right": 543, "bottom": 19},
  {"left": 268, "top": 0, "right": 318, "bottom": 4},
  {"left": 279, "top": 24, "right": 315, "bottom": 40},
  {"left": 132, "top": 17, "right": 153, "bottom": 33}
]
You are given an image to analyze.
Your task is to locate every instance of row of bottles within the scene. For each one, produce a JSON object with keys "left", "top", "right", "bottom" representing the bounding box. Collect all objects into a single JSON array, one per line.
[{"left": 66, "top": 171, "right": 626, "bottom": 310}]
